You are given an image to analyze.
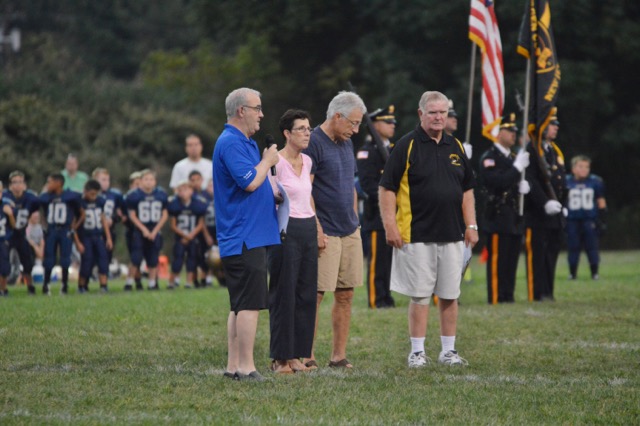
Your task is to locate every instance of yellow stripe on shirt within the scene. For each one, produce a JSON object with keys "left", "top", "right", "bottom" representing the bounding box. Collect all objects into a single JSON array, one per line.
[{"left": 396, "top": 139, "right": 414, "bottom": 243}]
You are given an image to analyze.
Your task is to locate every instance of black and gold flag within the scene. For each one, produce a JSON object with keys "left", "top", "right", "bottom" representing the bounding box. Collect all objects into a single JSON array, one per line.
[{"left": 517, "top": 0, "right": 561, "bottom": 149}]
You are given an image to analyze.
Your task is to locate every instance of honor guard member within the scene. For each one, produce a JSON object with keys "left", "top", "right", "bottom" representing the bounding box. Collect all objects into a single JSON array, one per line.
[
  {"left": 524, "top": 108, "right": 567, "bottom": 301},
  {"left": 565, "top": 155, "right": 606, "bottom": 280},
  {"left": 356, "top": 105, "right": 397, "bottom": 309},
  {"left": 478, "top": 113, "right": 531, "bottom": 304}
]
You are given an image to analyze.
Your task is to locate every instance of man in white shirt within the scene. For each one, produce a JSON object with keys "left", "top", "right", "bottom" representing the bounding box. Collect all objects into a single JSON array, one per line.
[{"left": 169, "top": 134, "right": 212, "bottom": 191}]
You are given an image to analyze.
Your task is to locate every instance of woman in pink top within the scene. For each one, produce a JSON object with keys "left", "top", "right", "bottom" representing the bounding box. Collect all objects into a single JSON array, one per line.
[{"left": 268, "top": 109, "right": 319, "bottom": 374}]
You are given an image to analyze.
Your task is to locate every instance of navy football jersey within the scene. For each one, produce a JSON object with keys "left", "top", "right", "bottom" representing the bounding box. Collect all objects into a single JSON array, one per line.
[
  {"left": 566, "top": 174, "right": 604, "bottom": 220},
  {"left": 39, "top": 190, "right": 82, "bottom": 228},
  {"left": 80, "top": 197, "right": 107, "bottom": 237},
  {"left": 0, "top": 197, "right": 16, "bottom": 241},
  {"left": 101, "top": 188, "right": 124, "bottom": 224},
  {"left": 2, "top": 189, "right": 39, "bottom": 231},
  {"left": 167, "top": 195, "right": 207, "bottom": 234},
  {"left": 194, "top": 190, "right": 215, "bottom": 230},
  {"left": 126, "top": 188, "right": 168, "bottom": 229}
]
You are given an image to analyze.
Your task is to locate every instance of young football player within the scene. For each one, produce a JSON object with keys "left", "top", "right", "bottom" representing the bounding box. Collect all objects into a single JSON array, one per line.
[
  {"left": 92, "top": 168, "right": 124, "bottom": 264},
  {"left": 167, "top": 180, "right": 206, "bottom": 289},
  {"left": 4, "top": 171, "right": 40, "bottom": 294},
  {"left": 189, "top": 170, "right": 214, "bottom": 287},
  {"left": 39, "top": 173, "right": 84, "bottom": 295},
  {"left": 0, "top": 188, "right": 17, "bottom": 296},
  {"left": 122, "top": 171, "right": 142, "bottom": 290},
  {"left": 74, "top": 179, "right": 113, "bottom": 293},
  {"left": 566, "top": 155, "right": 607, "bottom": 280},
  {"left": 126, "top": 169, "right": 168, "bottom": 290}
]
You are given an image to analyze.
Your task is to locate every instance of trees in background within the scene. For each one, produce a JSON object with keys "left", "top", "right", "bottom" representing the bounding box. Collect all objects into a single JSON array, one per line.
[{"left": 1, "top": 0, "right": 638, "bottom": 247}]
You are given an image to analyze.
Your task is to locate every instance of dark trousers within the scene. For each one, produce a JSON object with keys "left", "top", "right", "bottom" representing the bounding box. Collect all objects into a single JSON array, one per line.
[
  {"left": 79, "top": 235, "right": 109, "bottom": 278},
  {"left": 171, "top": 239, "right": 198, "bottom": 274},
  {"left": 366, "top": 229, "right": 394, "bottom": 308},
  {"left": 566, "top": 219, "right": 600, "bottom": 275},
  {"left": 268, "top": 217, "right": 318, "bottom": 360},
  {"left": 486, "top": 233, "right": 522, "bottom": 304},
  {"left": 44, "top": 227, "right": 73, "bottom": 284},
  {"left": 525, "top": 227, "right": 562, "bottom": 301},
  {"left": 10, "top": 231, "right": 34, "bottom": 274}
]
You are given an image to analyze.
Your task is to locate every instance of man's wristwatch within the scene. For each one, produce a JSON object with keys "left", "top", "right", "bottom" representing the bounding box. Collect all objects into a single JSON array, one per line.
[{"left": 467, "top": 224, "right": 479, "bottom": 231}]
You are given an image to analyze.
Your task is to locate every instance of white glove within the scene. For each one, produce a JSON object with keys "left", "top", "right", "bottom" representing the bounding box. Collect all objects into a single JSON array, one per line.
[
  {"left": 544, "top": 200, "right": 563, "bottom": 215},
  {"left": 463, "top": 142, "right": 473, "bottom": 159},
  {"left": 513, "top": 150, "right": 530, "bottom": 172},
  {"left": 518, "top": 180, "right": 530, "bottom": 194}
]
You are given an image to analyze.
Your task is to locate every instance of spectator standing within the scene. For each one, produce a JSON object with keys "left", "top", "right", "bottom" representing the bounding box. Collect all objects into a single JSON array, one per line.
[
  {"left": 170, "top": 135, "right": 213, "bottom": 191},
  {"left": 268, "top": 109, "right": 318, "bottom": 374},
  {"left": 61, "top": 154, "right": 89, "bottom": 193},
  {"left": 303, "top": 91, "right": 366, "bottom": 369},
  {"left": 213, "top": 87, "right": 280, "bottom": 381},
  {"left": 379, "top": 91, "right": 478, "bottom": 367}
]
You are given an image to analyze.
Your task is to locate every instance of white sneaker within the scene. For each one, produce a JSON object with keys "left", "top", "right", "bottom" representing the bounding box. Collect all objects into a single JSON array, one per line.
[
  {"left": 408, "top": 351, "right": 431, "bottom": 368},
  {"left": 438, "top": 350, "right": 468, "bottom": 366}
]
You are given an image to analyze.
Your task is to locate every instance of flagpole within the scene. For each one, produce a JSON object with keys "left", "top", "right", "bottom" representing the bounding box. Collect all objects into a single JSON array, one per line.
[
  {"left": 518, "top": 58, "right": 532, "bottom": 216},
  {"left": 464, "top": 43, "right": 477, "bottom": 146}
]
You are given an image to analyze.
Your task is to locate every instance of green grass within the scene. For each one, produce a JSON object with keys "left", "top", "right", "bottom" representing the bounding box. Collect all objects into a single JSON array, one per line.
[{"left": 1, "top": 251, "right": 639, "bottom": 425}]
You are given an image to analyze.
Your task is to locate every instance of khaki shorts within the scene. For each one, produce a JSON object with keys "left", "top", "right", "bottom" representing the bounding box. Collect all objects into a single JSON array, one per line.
[
  {"left": 317, "top": 228, "right": 364, "bottom": 292},
  {"left": 390, "top": 241, "right": 463, "bottom": 299}
]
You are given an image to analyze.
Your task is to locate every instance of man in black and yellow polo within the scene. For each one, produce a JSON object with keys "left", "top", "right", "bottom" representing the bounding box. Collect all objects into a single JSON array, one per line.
[
  {"left": 525, "top": 108, "right": 567, "bottom": 302},
  {"left": 356, "top": 105, "right": 396, "bottom": 309},
  {"left": 379, "top": 91, "right": 478, "bottom": 368},
  {"left": 478, "top": 113, "right": 531, "bottom": 304}
]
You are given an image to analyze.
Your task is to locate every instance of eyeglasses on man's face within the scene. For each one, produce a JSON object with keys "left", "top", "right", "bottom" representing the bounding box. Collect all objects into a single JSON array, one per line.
[
  {"left": 242, "top": 105, "right": 263, "bottom": 113},
  {"left": 340, "top": 113, "right": 362, "bottom": 129}
]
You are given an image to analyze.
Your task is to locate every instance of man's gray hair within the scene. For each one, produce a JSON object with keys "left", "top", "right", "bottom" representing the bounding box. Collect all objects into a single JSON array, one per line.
[
  {"left": 225, "top": 87, "right": 261, "bottom": 119},
  {"left": 326, "top": 91, "right": 367, "bottom": 120},
  {"left": 419, "top": 91, "right": 449, "bottom": 112}
]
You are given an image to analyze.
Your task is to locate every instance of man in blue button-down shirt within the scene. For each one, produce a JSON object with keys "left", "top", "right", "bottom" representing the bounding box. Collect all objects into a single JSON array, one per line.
[{"left": 213, "top": 87, "right": 280, "bottom": 382}]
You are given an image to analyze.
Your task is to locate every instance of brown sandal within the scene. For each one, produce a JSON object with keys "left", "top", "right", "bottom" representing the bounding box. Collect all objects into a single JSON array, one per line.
[
  {"left": 271, "top": 360, "right": 294, "bottom": 374},
  {"left": 328, "top": 359, "right": 353, "bottom": 369},
  {"left": 288, "top": 359, "right": 309, "bottom": 372},
  {"left": 304, "top": 360, "right": 319, "bottom": 370}
]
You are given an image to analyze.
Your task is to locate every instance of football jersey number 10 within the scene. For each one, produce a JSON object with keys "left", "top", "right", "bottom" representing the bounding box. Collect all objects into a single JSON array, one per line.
[
  {"left": 568, "top": 188, "right": 594, "bottom": 211},
  {"left": 48, "top": 203, "right": 68, "bottom": 224},
  {"left": 138, "top": 201, "right": 163, "bottom": 222}
]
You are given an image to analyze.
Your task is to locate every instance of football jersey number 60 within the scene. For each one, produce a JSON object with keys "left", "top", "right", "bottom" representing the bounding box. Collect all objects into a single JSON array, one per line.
[{"left": 568, "top": 188, "right": 594, "bottom": 211}]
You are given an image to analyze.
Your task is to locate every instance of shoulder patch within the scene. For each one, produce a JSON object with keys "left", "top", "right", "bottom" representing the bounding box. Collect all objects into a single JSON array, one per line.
[{"left": 356, "top": 150, "right": 369, "bottom": 160}]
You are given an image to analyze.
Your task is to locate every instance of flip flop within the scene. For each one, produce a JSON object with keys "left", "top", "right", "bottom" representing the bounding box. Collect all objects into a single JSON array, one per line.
[{"left": 328, "top": 359, "right": 353, "bottom": 369}]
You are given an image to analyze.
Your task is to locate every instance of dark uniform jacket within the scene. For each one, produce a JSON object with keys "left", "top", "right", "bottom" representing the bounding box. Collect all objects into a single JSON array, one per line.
[
  {"left": 356, "top": 139, "right": 389, "bottom": 231},
  {"left": 479, "top": 145, "right": 523, "bottom": 235},
  {"left": 525, "top": 141, "right": 567, "bottom": 229}
]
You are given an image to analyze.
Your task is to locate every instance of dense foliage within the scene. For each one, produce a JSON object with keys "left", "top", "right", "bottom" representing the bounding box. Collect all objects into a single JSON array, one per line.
[{"left": 1, "top": 0, "right": 638, "bottom": 247}]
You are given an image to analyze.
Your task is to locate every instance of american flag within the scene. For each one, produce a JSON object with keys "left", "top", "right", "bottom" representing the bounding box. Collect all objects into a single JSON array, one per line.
[{"left": 469, "top": 0, "right": 504, "bottom": 142}]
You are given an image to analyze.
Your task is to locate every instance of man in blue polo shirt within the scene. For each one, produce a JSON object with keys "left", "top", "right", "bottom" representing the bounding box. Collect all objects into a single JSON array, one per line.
[{"left": 213, "top": 87, "right": 280, "bottom": 382}]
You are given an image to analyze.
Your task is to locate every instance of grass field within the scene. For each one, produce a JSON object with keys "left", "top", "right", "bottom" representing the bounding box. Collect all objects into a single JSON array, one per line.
[{"left": 1, "top": 251, "right": 639, "bottom": 425}]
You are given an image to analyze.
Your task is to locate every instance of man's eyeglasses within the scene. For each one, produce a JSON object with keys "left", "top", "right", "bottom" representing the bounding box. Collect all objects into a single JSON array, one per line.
[
  {"left": 243, "top": 105, "right": 263, "bottom": 113},
  {"left": 340, "top": 113, "right": 362, "bottom": 128},
  {"left": 291, "top": 126, "right": 313, "bottom": 133}
]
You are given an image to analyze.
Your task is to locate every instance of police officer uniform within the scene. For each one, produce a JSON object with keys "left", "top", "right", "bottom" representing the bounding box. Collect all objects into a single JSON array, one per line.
[
  {"left": 356, "top": 105, "right": 396, "bottom": 308},
  {"left": 524, "top": 109, "right": 567, "bottom": 301},
  {"left": 479, "top": 114, "right": 523, "bottom": 304}
]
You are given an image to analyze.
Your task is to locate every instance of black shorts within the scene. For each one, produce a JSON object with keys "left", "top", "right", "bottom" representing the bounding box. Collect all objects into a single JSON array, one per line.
[{"left": 222, "top": 245, "right": 268, "bottom": 314}]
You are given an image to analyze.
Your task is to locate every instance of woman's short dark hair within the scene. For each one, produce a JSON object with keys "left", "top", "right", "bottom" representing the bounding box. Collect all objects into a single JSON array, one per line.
[{"left": 279, "top": 109, "right": 311, "bottom": 136}]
